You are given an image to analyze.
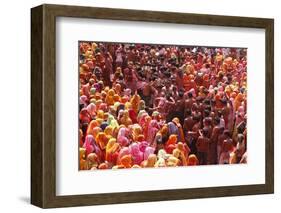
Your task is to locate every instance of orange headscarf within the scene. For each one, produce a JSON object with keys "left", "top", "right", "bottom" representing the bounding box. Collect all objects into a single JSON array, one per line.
[
  {"left": 95, "top": 132, "right": 110, "bottom": 150},
  {"left": 130, "top": 93, "right": 141, "bottom": 113},
  {"left": 120, "top": 110, "right": 132, "bottom": 127},
  {"left": 166, "top": 134, "right": 177, "bottom": 146},
  {"left": 105, "top": 89, "right": 115, "bottom": 106},
  {"left": 120, "top": 154, "right": 133, "bottom": 168},
  {"left": 86, "top": 120, "right": 99, "bottom": 136},
  {"left": 79, "top": 148, "right": 87, "bottom": 170},
  {"left": 105, "top": 138, "right": 120, "bottom": 162},
  {"left": 234, "top": 93, "right": 244, "bottom": 111},
  {"left": 104, "top": 125, "right": 114, "bottom": 136}
]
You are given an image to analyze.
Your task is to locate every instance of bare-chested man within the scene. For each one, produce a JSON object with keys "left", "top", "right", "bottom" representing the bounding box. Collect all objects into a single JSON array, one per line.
[{"left": 196, "top": 127, "right": 210, "bottom": 165}]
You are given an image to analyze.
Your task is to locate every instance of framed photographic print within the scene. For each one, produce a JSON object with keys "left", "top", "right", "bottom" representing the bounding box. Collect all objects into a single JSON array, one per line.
[{"left": 31, "top": 4, "right": 274, "bottom": 208}]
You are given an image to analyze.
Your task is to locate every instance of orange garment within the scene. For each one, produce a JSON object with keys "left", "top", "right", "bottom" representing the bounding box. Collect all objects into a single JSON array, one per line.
[
  {"left": 165, "top": 134, "right": 177, "bottom": 147},
  {"left": 104, "top": 126, "right": 114, "bottom": 137},
  {"left": 79, "top": 148, "right": 87, "bottom": 170},
  {"left": 121, "top": 96, "right": 129, "bottom": 104},
  {"left": 120, "top": 154, "right": 133, "bottom": 168},
  {"left": 105, "top": 89, "right": 115, "bottom": 106},
  {"left": 130, "top": 93, "right": 141, "bottom": 114},
  {"left": 96, "top": 110, "right": 104, "bottom": 120},
  {"left": 186, "top": 64, "right": 195, "bottom": 75},
  {"left": 183, "top": 74, "right": 190, "bottom": 91},
  {"left": 143, "top": 115, "right": 151, "bottom": 140},
  {"left": 113, "top": 94, "right": 121, "bottom": 102},
  {"left": 95, "top": 132, "right": 110, "bottom": 150},
  {"left": 92, "top": 126, "right": 102, "bottom": 139},
  {"left": 86, "top": 120, "right": 99, "bottom": 136},
  {"left": 165, "top": 134, "right": 178, "bottom": 154},
  {"left": 215, "top": 94, "right": 223, "bottom": 109},
  {"left": 120, "top": 110, "right": 132, "bottom": 127},
  {"left": 136, "top": 134, "right": 145, "bottom": 142},
  {"left": 234, "top": 93, "right": 244, "bottom": 111},
  {"left": 177, "top": 142, "right": 190, "bottom": 158},
  {"left": 105, "top": 138, "right": 120, "bottom": 163},
  {"left": 131, "top": 124, "right": 143, "bottom": 141},
  {"left": 96, "top": 118, "right": 104, "bottom": 126},
  {"left": 216, "top": 53, "right": 223, "bottom": 63}
]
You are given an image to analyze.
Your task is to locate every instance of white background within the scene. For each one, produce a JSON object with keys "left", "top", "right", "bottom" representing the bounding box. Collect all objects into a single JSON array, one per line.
[
  {"left": 0, "top": 0, "right": 279, "bottom": 212},
  {"left": 57, "top": 18, "right": 265, "bottom": 195}
]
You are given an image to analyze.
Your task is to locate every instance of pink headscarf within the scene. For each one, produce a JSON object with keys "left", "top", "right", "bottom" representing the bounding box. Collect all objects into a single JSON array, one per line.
[
  {"left": 146, "top": 120, "right": 159, "bottom": 145},
  {"left": 83, "top": 135, "right": 102, "bottom": 160},
  {"left": 99, "top": 103, "right": 107, "bottom": 112},
  {"left": 82, "top": 84, "right": 90, "bottom": 97},
  {"left": 80, "top": 95, "right": 88, "bottom": 106},
  {"left": 86, "top": 103, "right": 96, "bottom": 117},
  {"left": 138, "top": 112, "right": 149, "bottom": 128},
  {"left": 129, "top": 143, "right": 144, "bottom": 165},
  {"left": 139, "top": 141, "right": 149, "bottom": 153},
  {"left": 144, "top": 146, "right": 155, "bottom": 160},
  {"left": 117, "top": 127, "right": 130, "bottom": 147},
  {"left": 124, "top": 88, "right": 132, "bottom": 97},
  {"left": 236, "top": 106, "right": 245, "bottom": 124},
  {"left": 83, "top": 135, "right": 94, "bottom": 155}
]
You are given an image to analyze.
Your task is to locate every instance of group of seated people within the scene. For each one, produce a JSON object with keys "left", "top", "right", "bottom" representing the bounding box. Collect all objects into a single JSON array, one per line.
[{"left": 79, "top": 42, "right": 247, "bottom": 170}]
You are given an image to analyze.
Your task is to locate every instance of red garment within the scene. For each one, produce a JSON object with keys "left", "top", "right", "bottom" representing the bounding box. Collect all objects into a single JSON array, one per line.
[
  {"left": 129, "top": 109, "right": 138, "bottom": 124},
  {"left": 196, "top": 136, "right": 209, "bottom": 153}
]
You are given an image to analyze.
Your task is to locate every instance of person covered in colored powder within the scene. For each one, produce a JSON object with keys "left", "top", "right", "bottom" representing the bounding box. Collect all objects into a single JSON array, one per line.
[{"left": 79, "top": 42, "right": 247, "bottom": 170}]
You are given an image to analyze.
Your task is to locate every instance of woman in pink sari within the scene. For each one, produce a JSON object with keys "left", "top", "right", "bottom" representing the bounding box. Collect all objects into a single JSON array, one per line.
[
  {"left": 83, "top": 135, "right": 102, "bottom": 161},
  {"left": 146, "top": 120, "right": 160, "bottom": 147},
  {"left": 117, "top": 127, "right": 130, "bottom": 147},
  {"left": 144, "top": 146, "right": 155, "bottom": 161},
  {"left": 129, "top": 142, "right": 144, "bottom": 165},
  {"left": 86, "top": 103, "right": 96, "bottom": 118}
]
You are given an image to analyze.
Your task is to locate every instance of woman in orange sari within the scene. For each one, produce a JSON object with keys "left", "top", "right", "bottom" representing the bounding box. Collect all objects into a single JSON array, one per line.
[
  {"left": 95, "top": 132, "right": 110, "bottom": 151},
  {"left": 120, "top": 110, "right": 132, "bottom": 127},
  {"left": 105, "top": 138, "right": 120, "bottom": 165},
  {"left": 86, "top": 120, "right": 99, "bottom": 136},
  {"left": 119, "top": 154, "right": 133, "bottom": 168},
  {"left": 130, "top": 91, "right": 141, "bottom": 114},
  {"left": 165, "top": 134, "right": 178, "bottom": 154}
]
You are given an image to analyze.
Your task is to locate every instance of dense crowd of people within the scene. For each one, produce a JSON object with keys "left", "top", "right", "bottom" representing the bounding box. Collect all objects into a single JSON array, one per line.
[{"left": 79, "top": 42, "right": 247, "bottom": 170}]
